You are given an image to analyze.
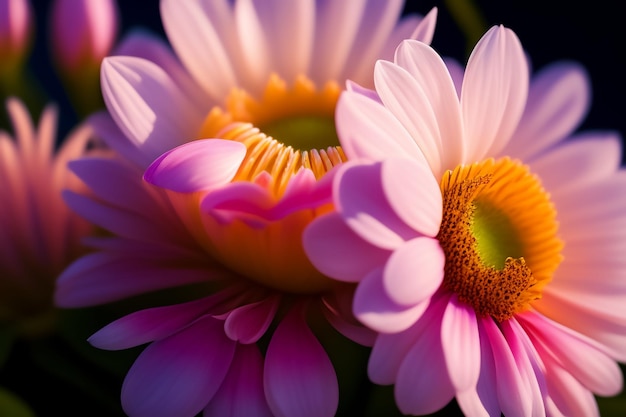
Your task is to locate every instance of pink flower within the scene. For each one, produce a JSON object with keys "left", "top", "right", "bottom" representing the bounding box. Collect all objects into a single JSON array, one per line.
[
  {"left": 0, "top": 0, "right": 33, "bottom": 74},
  {"left": 55, "top": 1, "right": 438, "bottom": 416},
  {"left": 50, "top": 0, "right": 119, "bottom": 73},
  {"left": 304, "top": 26, "right": 626, "bottom": 415},
  {"left": 0, "top": 98, "right": 94, "bottom": 334}
]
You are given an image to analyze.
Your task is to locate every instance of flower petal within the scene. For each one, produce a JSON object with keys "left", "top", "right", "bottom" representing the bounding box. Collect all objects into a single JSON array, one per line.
[
  {"left": 100, "top": 56, "right": 203, "bottom": 168},
  {"left": 519, "top": 312, "right": 623, "bottom": 396},
  {"left": 55, "top": 252, "right": 210, "bottom": 307},
  {"left": 224, "top": 297, "right": 280, "bottom": 344},
  {"left": 441, "top": 295, "right": 481, "bottom": 391},
  {"left": 204, "top": 344, "right": 273, "bottom": 417},
  {"left": 121, "top": 316, "right": 236, "bottom": 417},
  {"left": 382, "top": 237, "right": 444, "bottom": 306},
  {"left": 160, "top": 0, "right": 238, "bottom": 100},
  {"left": 393, "top": 38, "right": 465, "bottom": 171},
  {"left": 303, "top": 212, "right": 390, "bottom": 283},
  {"left": 505, "top": 62, "right": 591, "bottom": 161},
  {"left": 354, "top": 267, "right": 430, "bottom": 333},
  {"left": 381, "top": 157, "right": 442, "bottom": 237},
  {"left": 374, "top": 58, "right": 444, "bottom": 175},
  {"left": 461, "top": 25, "right": 529, "bottom": 161},
  {"left": 144, "top": 139, "right": 246, "bottom": 193},
  {"left": 88, "top": 296, "right": 225, "bottom": 350},
  {"left": 336, "top": 161, "right": 418, "bottom": 250},
  {"left": 264, "top": 306, "right": 338, "bottom": 417},
  {"left": 395, "top": 301, "right": 455, "bottom": 415},
  {"left": 335, "top": 91, "right": 426, "bottom": 163},
  {"left": 480, "top": 317, "right": 532, "bottom": 417}
]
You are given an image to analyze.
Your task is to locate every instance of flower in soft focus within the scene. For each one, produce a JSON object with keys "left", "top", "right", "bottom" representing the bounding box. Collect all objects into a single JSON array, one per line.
[
  {"left": 305, "top": 26, "right": 626, "bottom": 416},
  {"left": 0, "top": 0, "right": 33, "bottom": 77},
  {"left": 50, "top": 0, "right": 119, "bottom": 114},
  {"left": 0, "top": 98, "right": 94, "bottom": 335},
  {"left": 54, "top": 1, "right": 437, "bottom": 416}
]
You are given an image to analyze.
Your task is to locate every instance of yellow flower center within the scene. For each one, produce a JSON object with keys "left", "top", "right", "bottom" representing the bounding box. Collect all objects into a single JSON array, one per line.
[
  {"left": 437, "top": 157, "right": 563, "bottom": 321},
  {"left": 192, "top": 74, "right": 346, "bottom": 294}
]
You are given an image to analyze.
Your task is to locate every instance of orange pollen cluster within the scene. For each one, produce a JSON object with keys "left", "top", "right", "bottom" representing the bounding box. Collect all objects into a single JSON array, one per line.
[{"left": 437, "top": 157, "right": 563, "bottom": 321}]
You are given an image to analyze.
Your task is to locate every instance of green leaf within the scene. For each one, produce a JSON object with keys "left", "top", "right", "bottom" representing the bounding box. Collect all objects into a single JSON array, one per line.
[{"left": 0, "top": 387, "right": 36, "bottom": 417}]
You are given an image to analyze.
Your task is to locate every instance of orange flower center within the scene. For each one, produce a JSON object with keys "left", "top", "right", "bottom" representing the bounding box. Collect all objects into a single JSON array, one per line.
[
  {"left": 191, "top": 74, "right": 346, "bottom": 294},
  {"left": 437, "top": 157, "right": 563, "bottom": 321}
]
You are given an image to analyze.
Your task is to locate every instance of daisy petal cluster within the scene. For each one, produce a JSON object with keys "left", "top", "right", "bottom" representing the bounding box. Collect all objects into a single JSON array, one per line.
[
  {"left": 54, "top": 1, "right": 439, "bottom": 416},
  {"left": 305, "top": 25, "right": 626, "bottom": 416}
]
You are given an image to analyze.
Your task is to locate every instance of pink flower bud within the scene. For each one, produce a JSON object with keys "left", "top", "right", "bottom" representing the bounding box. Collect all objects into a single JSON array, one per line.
[
  {"left": 0, "top": 0, "right": 33, "bottom": 72},
  {"left": 50, "top": 0, "right": 119, "bottom": 73}
]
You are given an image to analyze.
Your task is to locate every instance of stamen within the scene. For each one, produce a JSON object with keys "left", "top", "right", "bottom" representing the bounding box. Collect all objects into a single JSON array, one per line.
[{"left": 437, "top": 158, "right": 563, "bottom": 321}]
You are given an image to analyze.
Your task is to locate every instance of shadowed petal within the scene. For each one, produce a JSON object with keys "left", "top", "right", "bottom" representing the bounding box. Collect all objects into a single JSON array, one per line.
[
  {"left": 354, "top": 267, "right": 430, "bottom": 333},
  {"left": 121, "top": 316, "right": 236, "bottom": 417},
  {"left": 304, "top": 212, "right": 390, "bottom": 283},
  {"left": 204, "top": 344, "right": 273, "bottom": 417},
  {"left": 264, "top": 306, "right": 338, "bottom": 417}
]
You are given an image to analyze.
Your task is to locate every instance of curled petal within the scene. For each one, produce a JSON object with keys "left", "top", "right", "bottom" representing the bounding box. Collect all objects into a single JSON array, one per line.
[{"left": 144, "top": 139, "right": 246, "bottom": 193}]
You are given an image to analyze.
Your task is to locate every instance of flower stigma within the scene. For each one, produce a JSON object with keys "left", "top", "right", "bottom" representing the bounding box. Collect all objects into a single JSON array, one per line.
[
  {"left": 437, "top": 157, "right": 563, "bottom": 321},
  {"left": 190, "top": 74, "right": 347, "bottom": 294}
]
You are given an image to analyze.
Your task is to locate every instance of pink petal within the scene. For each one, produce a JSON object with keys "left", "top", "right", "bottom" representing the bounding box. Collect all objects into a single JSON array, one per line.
[
  {"left": 204, "top": 344, "right": 273, "bottom": 417},
  {"left": 160, "top": 0, "right": 238, "bottom": 100},
  {"left": 527, "top": 132, "right": 622, "bottom": 197},
  {"left": 224, "top": 296, "right": 280, "bottom": 344},
  {"left": 264, "top": 306, "right": 338, "bottom": 417},
  {"left": 354, "top": 267, "right": 430, "bottom": 333},
  {"left": 303, "top": 212, "right": 390, "bottom": 283},
  {"left": 519, "top": 312, "right": 623, "bottom": 396},
  {"left": 539, "top": 351, "right": 600, "bottom": 417},
  {"left": 394, "top": 301, "right": 455, "bottom": 415},
  {"left": 88, "top": 296, "right": 227, "bottom": 350},
  {"left": 456, "top": 317, "right": 501, "bottom": 417},
  {"left": 374, "top": 59, "right": 444, "bottom": 175},
  {"left": 112, "top": 29, "right": 210, "bottom": 111},
  {"left": 309, "top": 0, "right": 367, "bottom": 83},
  {"left": 121, "top": 316, "right": 236, "bottom": 417},
  {"left": 505, "top": 62, "right": 591, "bottom": 161},
  {"left": 55, "top": 252, "right": 211, "bottom": 307},
  {"left": 461, "top": 25, "right": 529, "bottom": 161},
  {"left": 381, "top": 157, "right": 442, "bottom": 237},
  {"left": 101, "top": 56, "right": 203, "bottom": 168},
  {"left": 501, "top": 318, "right": 548, "bottom": 416},
  {"left": 341, "top": 0, "right": 404, "bottom": 84},
  {"left": 441, "top": 295, "right": 481, "bottom": 391},
  {"left": 88, "top": 111, "right": 151, "bottom": 167},
  {"left": 336, "top": 162, "right": 418, "bottom": 250},
  {"left": 335, "top": 91, "right": 427, "bottom": 163},
  {"left": 393, "top": 38, "right": 466, "bottom": 171},
  {"left": 368, "top": 295, "right": 447, "bottom": 385},
  {"left": 144, "top": 139, "right": 246, "bottom": 193},
  {"left": 382, "top": 237, "right": 444, "bottom": 306},
  {"left": 248, "top": 0, "right": 313, "bottom": 83},
  {"left": 480, "top": 317, "right": 533, "bottom": 417}
]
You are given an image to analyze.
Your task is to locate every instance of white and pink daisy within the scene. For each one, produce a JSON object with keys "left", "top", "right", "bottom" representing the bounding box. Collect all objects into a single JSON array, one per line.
[
  {"left": 304, "top": 26, "right": 626, "bottom": 416},
  {"left": 54, "top": 1, "right": 437, "bottom": 416},
  {"left": 0, "top": 98, "right": 94, "bottom": 334}
]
